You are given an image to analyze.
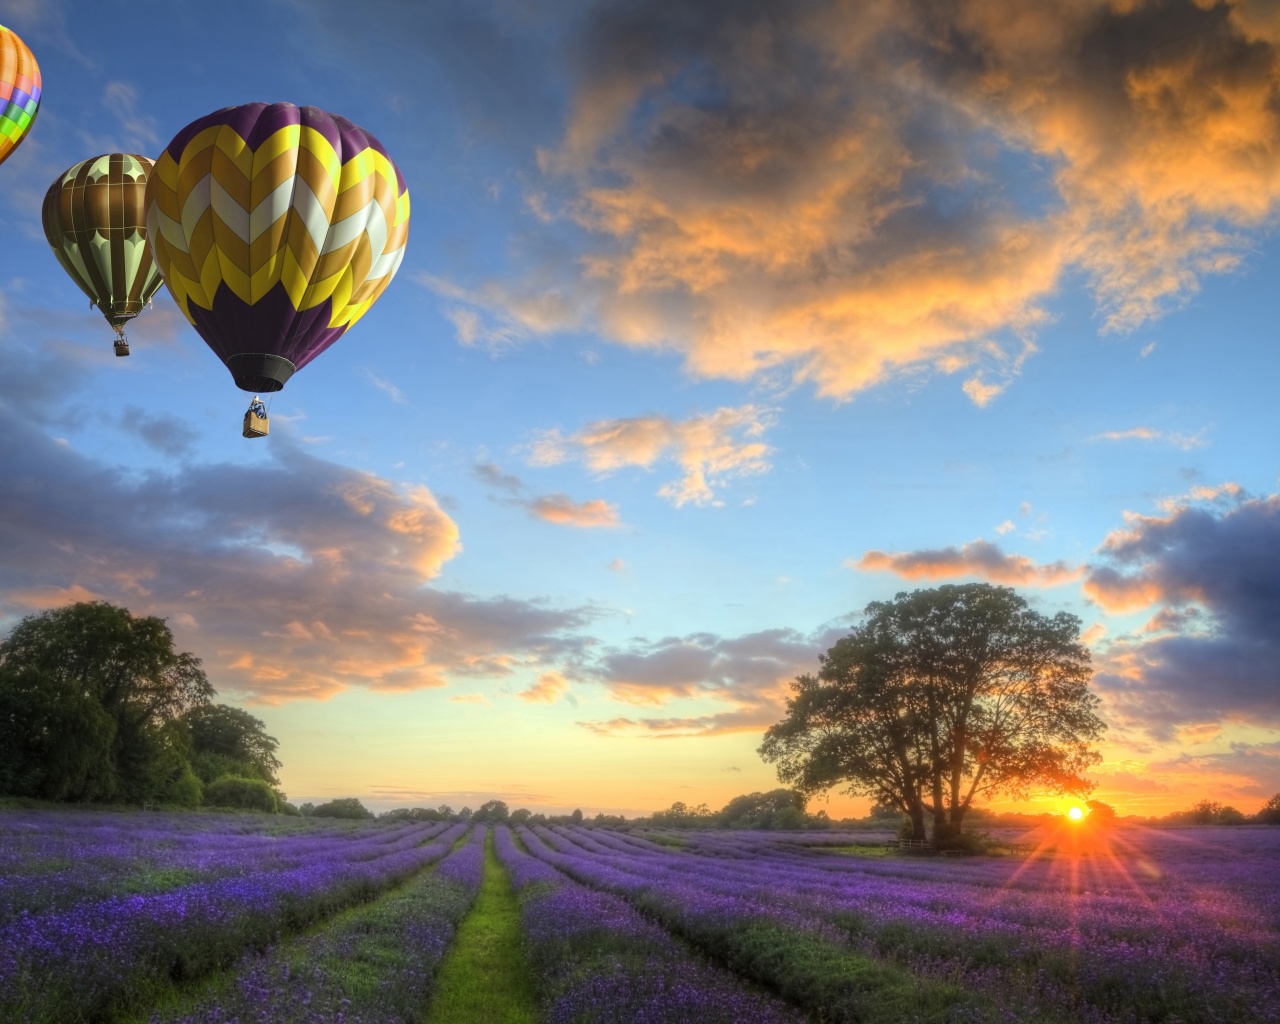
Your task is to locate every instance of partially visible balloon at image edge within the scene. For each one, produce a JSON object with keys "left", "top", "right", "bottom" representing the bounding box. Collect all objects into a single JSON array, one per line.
[{"left": 0, "top": 24, "right": 42, "bottom": 167}]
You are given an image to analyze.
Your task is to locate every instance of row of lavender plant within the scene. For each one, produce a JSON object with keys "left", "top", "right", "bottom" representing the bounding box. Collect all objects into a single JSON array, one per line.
[
  {"left": 148, "top": 825, "right": 488, "bottom": 1024},
  {"left": 531, "top": 825, "right": 1280, "bottom": 1024},
  {"left": 0, "top": 810, "right": 443, "bottom": 922},
  {"left": 493, "top": 825, "right": 805, "bottom": 1024},
  {"left": 1, "top": 820, "right": 465, "bottom": 1024},
  {"left": 519, "top": 825, "right": 990, "bottom": 1024}
]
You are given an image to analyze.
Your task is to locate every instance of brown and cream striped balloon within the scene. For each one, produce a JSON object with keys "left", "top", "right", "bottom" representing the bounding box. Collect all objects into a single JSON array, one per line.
[{"left": 42, "top": 153, "right": 165, "bottom": 355}]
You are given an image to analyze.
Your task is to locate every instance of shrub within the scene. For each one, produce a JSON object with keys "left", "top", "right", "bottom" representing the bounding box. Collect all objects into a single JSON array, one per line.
[
  {"left": 204, "top": 776, "right": 278, "bottom": 812},
  {"left": 165, "top": 765, "right": 204, "bottom": 808}
]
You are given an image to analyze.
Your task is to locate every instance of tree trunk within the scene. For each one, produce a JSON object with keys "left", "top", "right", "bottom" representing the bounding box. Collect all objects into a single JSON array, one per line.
[{"left": 908, "top": 801, "right": 927, "bottom": 841}]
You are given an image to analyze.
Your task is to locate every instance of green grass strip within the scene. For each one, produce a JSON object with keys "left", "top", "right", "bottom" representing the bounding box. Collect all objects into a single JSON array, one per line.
[{"left": 425, "top": 830, "right": 539, "bottom": 1024}]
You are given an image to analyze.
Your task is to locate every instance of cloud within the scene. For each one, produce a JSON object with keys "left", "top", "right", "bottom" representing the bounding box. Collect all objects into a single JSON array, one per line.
[
  {"left": 117, "top": 406, "right": 199, "bottom": 458},
  {"left": 1085, "top": 489, "right": 1280, "bottom": 736},
  {"left": 360, "top": 369, "right": 408, "bottom": 404},
  {"left": 576, "top": 625, "right": 846, "bottom": 736},
  {"left": 854, "top": 539, "right": 1084, "bottom": 587},
  {"left": 474, "top": 462, "right": 524, "bottom": 493},
  {"left": 101, "top": 81, "right": 159, "bottom": 150},
  {"left": 1092, "top": 426, "right": 1206, "bottom": 450},
  {"left": 0, "top": 348, "right": 592, "bottom": 703},
  {"left": 526, "top": 493, "right": 621, "bottom": 528},
  {"left": 473, "top": 462, "right": 620, "bottom": 528},
  {"left": 517, "top": 672, "right": 570, "bottom": 703},
  {"left": 419, "top": 0, "right": 1280, "bottom": 404},
  {"left": 529, "top": 405, "right": 773, "bottom": 507}
]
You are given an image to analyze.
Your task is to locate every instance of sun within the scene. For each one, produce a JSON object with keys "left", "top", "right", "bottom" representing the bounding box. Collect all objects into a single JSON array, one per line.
[{"left": 1067, "top": 806, "right": 1085, "bottom": 821}]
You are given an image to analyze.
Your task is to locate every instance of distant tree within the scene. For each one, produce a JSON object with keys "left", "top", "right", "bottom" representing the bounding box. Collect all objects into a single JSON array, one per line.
[
  {"left": 570, "top": 808, "right": 584, "bottom": 825},
  {"left": 760, "top": 585, "right": 1105, "bottom": 842},
  {"left": 457, "top": 806, "right": 474, "bottom": 822},
  {"left": 649, "top": 801, "right": 714, "bottom": 828},
  {"left": 311, "top": 797, "right": 374, "bottom": 819},
  {"left": 437, "top": 804, "right": 454, "bottom": 819},
  {"left": 299, "top": 802, "right": 316, "bottom": 816},
  {"left": 1258, "top": 794, "right": 1280, "bottom": 825},
  {"left": 473, "top": 799, "right": 509, "bottom": 823},
  {"left": 0, "top": 602, "right": 214, "bottom": 803},
  {"left": 718, "top": 789, "right": 808, "bottom": 830},
  {"left": 183, "top": 705, "right": 281, "bottom": 786},
  {"left": 509, "top": 808, "right": 533, "bottom": 824},
  {"left": 1190, "top": 800, "right": 1223, "bottom": 824},
  {"left": 205, "top": 776, "right": 277, "bottom": 812},
  {"left": 1086, "top": 799, "right": 1117, "bottom": 823}
]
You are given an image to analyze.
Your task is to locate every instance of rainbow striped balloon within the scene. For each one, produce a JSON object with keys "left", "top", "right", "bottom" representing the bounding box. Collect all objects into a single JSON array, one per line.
[
  {"left": 144, "top": 102, "right": 410, "bottom": 393},
  {"left": 0, "top": 24, "right": 41, "bottom": 168}
]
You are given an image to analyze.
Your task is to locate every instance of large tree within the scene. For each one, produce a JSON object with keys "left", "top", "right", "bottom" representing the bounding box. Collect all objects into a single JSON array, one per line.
[
  {"left": 0, "top": 601, "right": 214, "bottom": 802},
  {"left": 183, "top": 704, "right": 282, "bottom": 786},
  {"left": 759, "top": 584, "right": 1105, "bottom": 841}
]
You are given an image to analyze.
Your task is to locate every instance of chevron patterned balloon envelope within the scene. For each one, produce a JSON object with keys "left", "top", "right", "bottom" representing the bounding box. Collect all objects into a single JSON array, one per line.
[
  {"left": 0, "top": 25, "right": 41, "bottom": 168},
  {"left": 42, "top": 154, "right": 165, "bottom": 346},
  {"left": 145, "top": 102, "right": 410, "bottom": 393}
]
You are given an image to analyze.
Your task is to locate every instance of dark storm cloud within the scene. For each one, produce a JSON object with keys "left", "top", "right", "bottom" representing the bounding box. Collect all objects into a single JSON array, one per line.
[
  {"left": 0, "top": 350, "right": 593, "bottom": 702},
  {"left": 1086, "top": 494, "right": 1280, "bottom": 737}
]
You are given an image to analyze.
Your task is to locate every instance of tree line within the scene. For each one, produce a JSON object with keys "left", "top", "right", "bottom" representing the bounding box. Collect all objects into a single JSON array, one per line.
[{"left": 0, "top": 602, "right": 288, "bottom": 812}]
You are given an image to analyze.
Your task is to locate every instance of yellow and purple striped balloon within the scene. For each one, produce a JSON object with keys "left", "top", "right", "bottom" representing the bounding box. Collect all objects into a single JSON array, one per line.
[
  {"left": 0, "top": 24, "right": 41, "bottom": 168},
  {"left": 144, "top": 102, "right": 410, "bottom": 393}
]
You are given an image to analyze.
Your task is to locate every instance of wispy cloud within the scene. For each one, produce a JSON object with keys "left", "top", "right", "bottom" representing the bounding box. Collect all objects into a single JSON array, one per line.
[
  {"left": 529, "top": 406, "right": 774, "bottom": 507},
  {"left": 526, "top": 493, "right": 621, "bottom": 529},
  {"left": 361, "top": 368, "right": 408, "bottom": 404},
  {"left": 517, "top": 672, "right": 570, "bottom": 703},
  {"left": 854, "top": 539, "right": 1084, "bottom": 587},
  {"left": 1092, "top": 426, "right": 1206, "bottom": 450}
]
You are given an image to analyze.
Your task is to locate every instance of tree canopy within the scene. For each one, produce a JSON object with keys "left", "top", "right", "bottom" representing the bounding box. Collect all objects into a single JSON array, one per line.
[
  {"left": 0, "top": 602, "right": 214, "bottom": 803},
  {"left": 759, "top": 584, "right": 1106, "bottom": 841},
  {"left": 0, "top": 601, "right": 289, "bottom": 811}
]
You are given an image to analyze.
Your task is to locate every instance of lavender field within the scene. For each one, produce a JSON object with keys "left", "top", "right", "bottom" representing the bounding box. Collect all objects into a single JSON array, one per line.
[{"left": 2, "top": 809, "right": 1278, "bottom": 1024}]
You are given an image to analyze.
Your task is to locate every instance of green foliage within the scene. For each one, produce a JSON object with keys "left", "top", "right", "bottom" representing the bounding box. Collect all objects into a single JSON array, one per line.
[
  {"left": 0, "top": 601, "right": 215, "bottom": 804},
  {"left": 648, "top": 800, "right": 714, "bottom": 828},
  {"left": 204, "top": 775, "right": 278, "bottom": 812},
  {"left": 718, "top": 788, "right": 808, "bottom": 829},
  {"left": 310, "top": 797, "right": 374, "bottom": 819},
  {"left": 164, "top": 764, "right": 204, "bottom": 808},
  {"left": 472, "top": 799, "right": 510, "bottom": 822},
  {"left": 0, "top": 665, "right": 116, "bottom": 800},
  {"left": 1258, "top": 793, "right": 1280, "bottom": 825},
  {"left": 761, "top": 584, "right": 1105, "bottom": 841},
  {"left": 183, "top": 704, "right": 281, "bottom": 785}
]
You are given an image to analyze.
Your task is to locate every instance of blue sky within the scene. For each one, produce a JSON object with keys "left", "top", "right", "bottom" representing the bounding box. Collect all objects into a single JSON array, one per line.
[{"left": 2, "top": 0, "right": 1279, "bottom": 817}]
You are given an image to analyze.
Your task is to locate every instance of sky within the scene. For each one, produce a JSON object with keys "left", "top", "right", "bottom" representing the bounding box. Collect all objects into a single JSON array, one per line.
[{"left": 1, "top": 0, "right": 1278, "bottom": 819}]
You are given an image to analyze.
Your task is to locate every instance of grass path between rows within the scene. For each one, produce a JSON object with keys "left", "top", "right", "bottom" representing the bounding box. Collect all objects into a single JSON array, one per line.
[{"left": 425, "top": 830, "right": 540, "bottom": 1024}]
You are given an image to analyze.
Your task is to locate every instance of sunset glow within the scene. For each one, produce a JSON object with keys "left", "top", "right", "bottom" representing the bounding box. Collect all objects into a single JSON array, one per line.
[{"left": 0, "top": 0, "right": 1278, "bottom": 820}]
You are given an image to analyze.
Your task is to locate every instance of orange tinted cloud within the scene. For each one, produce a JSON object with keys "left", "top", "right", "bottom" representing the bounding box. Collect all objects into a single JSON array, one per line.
[
  {"left": 526, "top": 494, "right": 621, "bottom": 529},
  {"left": 434, "top": 0, "right": 1280, "bottom": 401},
  {"left": 530, "top": 406, "right": 773, "bottom": 507},
  {"left": 855, "top": 539, "right": 1084, "bottom": 587},
  {"left": 517, "top": 672, "right": 570, "bottom": 703}
]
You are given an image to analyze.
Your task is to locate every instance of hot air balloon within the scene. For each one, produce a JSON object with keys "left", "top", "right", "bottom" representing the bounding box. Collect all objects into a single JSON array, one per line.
[
  {"left": 0, "top": 24, "right": 40, "bottom": 168},
  {"left": 145, "top": 102, "right": 410, "bottom": 437},
  {"left": 42, "top": 154, "right": 165, "bottom": 356}
]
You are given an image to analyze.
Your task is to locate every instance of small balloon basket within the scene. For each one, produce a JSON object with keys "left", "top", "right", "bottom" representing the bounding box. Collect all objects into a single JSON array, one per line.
[{"left": 240, "top": 407, "right": 268, "bottom": 437}]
